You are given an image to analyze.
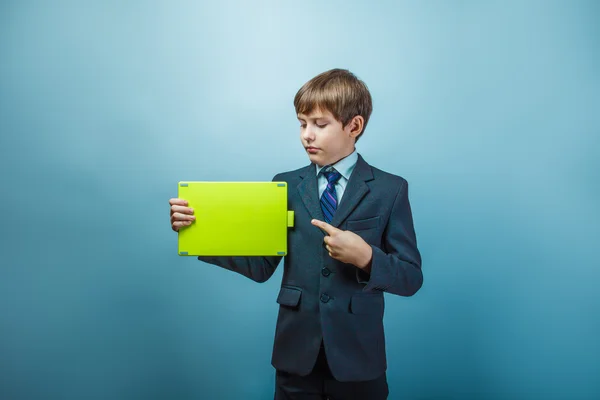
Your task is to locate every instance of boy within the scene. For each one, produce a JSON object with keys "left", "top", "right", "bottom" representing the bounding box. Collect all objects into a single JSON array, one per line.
[{"left": 169, "top": 69, "right": 422, "bottom": 399}]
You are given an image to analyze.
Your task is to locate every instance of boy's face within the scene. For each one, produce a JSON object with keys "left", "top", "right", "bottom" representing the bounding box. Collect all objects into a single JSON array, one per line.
[{"left": 298, "top": 108, "right": 360, "bottom": 167}]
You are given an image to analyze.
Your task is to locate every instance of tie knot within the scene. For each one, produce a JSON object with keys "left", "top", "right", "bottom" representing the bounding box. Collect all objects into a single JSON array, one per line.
[{"left": 322, "top": 168, "right": 341, "bottom": 184}]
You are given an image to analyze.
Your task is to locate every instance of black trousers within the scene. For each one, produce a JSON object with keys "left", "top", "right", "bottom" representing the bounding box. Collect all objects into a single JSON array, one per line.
[{"left": 274, "top": 343, "right": 389, "bottom": 400}]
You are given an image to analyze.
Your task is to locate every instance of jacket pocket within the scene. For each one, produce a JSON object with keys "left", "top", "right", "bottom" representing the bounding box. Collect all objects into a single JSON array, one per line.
[
  {"left": 347, "top": 216, "right": 380, "bottom": 231},
  {"left": 276, "top": 285, "right": 302, "bottom": 308},
  {"left": 350, "top": 293, "right": 384, "bottom": 315}
]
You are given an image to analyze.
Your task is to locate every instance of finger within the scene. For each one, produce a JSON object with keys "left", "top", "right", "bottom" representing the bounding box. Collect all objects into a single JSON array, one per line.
[
  {"left": 324, "top": 238, "right": 338, "bottom": 253},
  {"left": 169, "top": 198, "right": 189, "bottom": 206},
  {"left": 171, "top": 205, "right": 194, "bottom": 215},
  {"left": 171, "top": 212, "right": 196, "bottom": 221},
  {"left": 311, "top": 219, "right": 339, "bottom": 235},
  {"left": 172, "top": 220, "right": 192, "bottom": 228},
  {"left": 172, "top": 220, "right": 193, "bottom": 230}
]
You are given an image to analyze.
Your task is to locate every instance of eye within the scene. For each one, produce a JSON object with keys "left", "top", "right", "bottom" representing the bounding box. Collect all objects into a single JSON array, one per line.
[
  {"left": 316, "top": 123, "right": 327, "bottom": 128},
  {"left": 299, "top": 123, "right": 307, "bottom": 128}
]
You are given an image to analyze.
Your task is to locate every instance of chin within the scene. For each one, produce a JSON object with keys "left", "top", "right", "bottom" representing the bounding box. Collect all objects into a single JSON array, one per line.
[{"left": 308, "top": 154, "right": 324, "bottom": 165}]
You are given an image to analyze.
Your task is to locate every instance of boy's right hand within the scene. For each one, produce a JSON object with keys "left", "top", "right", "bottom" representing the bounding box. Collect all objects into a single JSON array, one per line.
[{"left": 169, "top": 198, "right": 195, "bottom": 232}]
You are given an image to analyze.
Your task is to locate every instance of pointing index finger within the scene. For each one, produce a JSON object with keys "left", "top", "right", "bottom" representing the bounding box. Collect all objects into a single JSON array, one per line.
[{"left": 311, "top": 219, "right": 339, "bottom": 235}]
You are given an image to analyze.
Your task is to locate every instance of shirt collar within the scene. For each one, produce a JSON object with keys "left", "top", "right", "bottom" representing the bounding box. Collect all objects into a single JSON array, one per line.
[{"left": 315, "top": 148, "right": 358, "bottom": 181}]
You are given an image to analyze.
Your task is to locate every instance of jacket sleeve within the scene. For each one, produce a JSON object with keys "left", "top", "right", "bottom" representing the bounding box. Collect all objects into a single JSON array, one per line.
[
  {"left": 196, "top": 173, "right": 284, "bottom": 283},
  {"left": 356, "top": 179, "right": 423, "bottom": 296},
  {"left": 197, "top": 254, "right": 283, "bottom": 283}
]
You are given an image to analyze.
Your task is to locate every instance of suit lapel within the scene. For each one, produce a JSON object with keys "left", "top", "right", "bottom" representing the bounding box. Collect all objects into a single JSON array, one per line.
[
  {"left": 297, "top": 163, "right": 324, "bottom": 222},
  {"left": 297, "top": 153, "right": 374, "bottom": 230},
  {"left": 330, "top": 154, "right": 373, "bottom": 228}
]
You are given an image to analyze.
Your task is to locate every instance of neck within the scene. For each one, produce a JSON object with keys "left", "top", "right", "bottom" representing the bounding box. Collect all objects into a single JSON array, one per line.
[{"left": 317, "top": 148, "right": 355, "bottom": 168}]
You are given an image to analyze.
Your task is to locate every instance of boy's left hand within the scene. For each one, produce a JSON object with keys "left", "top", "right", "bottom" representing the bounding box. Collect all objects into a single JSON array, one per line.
[{"left": 311, "top": 219, "right": 373, "bottom": 272}]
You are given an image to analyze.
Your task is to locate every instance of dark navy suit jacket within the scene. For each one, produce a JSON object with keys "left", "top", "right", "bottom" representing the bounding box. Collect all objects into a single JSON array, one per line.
[{"left": 198, "top": 153, "right": 422, "bottom": 382}]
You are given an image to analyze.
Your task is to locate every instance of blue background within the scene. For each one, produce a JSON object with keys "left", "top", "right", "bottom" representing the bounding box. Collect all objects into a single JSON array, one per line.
[{"left": 1, "top": 1, "right": 598, "bottom": 399}]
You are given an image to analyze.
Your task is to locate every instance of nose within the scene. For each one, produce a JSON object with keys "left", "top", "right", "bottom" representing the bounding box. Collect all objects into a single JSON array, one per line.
[{"left": 302, "top": 125, "right": 315, "bottom": 142}]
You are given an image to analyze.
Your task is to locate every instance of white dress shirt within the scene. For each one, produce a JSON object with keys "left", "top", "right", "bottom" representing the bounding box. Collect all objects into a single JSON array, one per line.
[{"left": 315, "top": 148, "right": 358, "bottom": 205}]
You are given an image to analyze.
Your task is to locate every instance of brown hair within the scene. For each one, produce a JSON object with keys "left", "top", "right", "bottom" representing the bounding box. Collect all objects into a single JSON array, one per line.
[{"left": 294, "top": 68, "right": 373, "bottom": 143}]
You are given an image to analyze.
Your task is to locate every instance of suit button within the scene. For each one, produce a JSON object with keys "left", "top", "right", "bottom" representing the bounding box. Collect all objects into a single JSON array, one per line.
[
  {"left": 320, "top": 293, "right": 330, "bottom": 303},
  {"left": 321, "top": 267, "right": 331, "bottom": 277}
]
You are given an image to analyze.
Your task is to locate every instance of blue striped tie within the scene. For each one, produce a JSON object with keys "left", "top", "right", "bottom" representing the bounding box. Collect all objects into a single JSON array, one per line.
[{"left": 320, "top": 167, "right": 342, "bottom": 224}]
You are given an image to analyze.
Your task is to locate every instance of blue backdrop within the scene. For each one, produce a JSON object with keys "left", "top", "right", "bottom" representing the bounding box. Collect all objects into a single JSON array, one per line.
[{"left": 1, "top": 1, "right": 598, "bottom": 399}]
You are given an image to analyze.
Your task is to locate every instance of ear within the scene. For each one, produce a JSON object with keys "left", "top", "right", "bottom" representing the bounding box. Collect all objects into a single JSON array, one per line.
[{"left": 346, "top": 115, "right": 364, "bottom": 139}]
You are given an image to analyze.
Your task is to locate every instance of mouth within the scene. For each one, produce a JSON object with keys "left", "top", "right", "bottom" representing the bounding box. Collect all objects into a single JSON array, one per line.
[{"left": 306, "top": 147, "right": 320, "bottom": 154}]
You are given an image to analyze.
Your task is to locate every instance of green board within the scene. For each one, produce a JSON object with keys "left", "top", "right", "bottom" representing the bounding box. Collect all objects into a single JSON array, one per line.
[{"left": 177, "top": 181, "right": 294, "bottom": 256}]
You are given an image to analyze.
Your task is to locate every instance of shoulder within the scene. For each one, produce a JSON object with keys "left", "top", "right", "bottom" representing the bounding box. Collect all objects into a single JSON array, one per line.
[
  {"left": 365, "top": 164, "right": 413, "bottom": 212},
  {"left": 271, "top": 164, "right": 312, "bottom": 183},
  {"left": 371, "top": 165, "right": 407, "bottom": 185},
  {"left": 361, "top": 157, "right": 408, "bottom": 192}
]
